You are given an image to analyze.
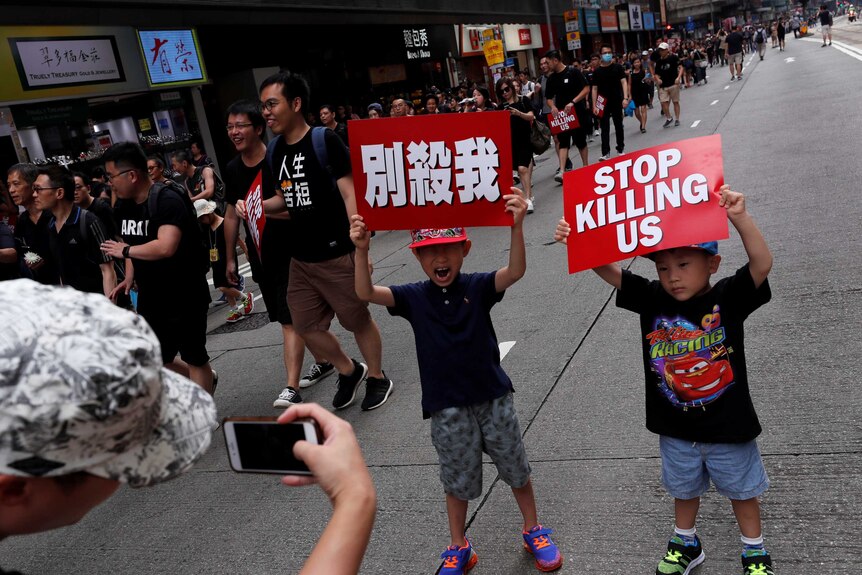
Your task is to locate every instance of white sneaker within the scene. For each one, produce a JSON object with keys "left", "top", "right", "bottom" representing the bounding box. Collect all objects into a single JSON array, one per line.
[
  {"left": 554, "top": 169, "right": 563, "bottom": 183},
  {"left": 273, "top": 387, "right": 303, "bottom": 408},
  {"left": 599, "top": 154, "right": 611, "bottom": 161},
  {"left": 299, "top": 362, "right": 336, "bottom": 389},
  {"left": 526, "top": 199, "right": 534, "bottom": 213}
]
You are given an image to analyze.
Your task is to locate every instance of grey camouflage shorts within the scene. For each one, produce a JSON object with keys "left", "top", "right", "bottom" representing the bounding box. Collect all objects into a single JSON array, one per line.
[{"left": 430, "top": 392, "right": 531, "bottom": 500}]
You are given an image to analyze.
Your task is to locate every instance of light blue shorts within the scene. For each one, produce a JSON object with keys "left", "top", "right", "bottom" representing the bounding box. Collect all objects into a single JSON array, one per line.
[{"left": 659, "top": 436, "right": 769, "bottom": 500}]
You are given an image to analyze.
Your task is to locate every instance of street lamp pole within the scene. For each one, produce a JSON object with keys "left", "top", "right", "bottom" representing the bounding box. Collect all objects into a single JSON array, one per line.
[{"left": 544, "top": 0, "right": 555, "bottom": 49}]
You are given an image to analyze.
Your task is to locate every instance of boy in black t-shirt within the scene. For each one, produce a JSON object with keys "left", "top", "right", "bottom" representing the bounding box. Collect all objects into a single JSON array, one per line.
[{"left": 555, "top": 185, "right": 777, "bottom": 575}]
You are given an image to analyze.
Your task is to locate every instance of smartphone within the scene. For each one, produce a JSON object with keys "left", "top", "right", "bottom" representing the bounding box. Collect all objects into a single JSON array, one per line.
[{"left": 223, "top": 417, "right": 321, "bottom": 475}]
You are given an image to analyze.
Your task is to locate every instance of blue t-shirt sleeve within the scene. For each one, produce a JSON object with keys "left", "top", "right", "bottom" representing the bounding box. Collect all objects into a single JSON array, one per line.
[
  {"left": 388, "top": 281, "right": 422, "bottom": 320},
  {"left": 616, "top": 269, "right": 655, "bottom": 313},
  {"left": 478, "top": 271, "right": 504, "bottom": 309}
]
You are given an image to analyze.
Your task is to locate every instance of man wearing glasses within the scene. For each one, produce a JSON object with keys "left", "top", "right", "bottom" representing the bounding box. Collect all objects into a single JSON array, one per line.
[
  {"left": 35, "top": 165, "right": 115, "bottom": 297},
  {"left": 590, "top": 44, "right": 630, "bottom": 161},
  {"left": 237, "top": 71, "right": 394, "bottom": 412},
  {"left": 100, "top": 143, "right": 216, "bottom": 395}
]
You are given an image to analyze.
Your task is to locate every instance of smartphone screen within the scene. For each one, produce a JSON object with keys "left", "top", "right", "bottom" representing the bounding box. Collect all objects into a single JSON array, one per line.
[{"left": 226, "top": 421, "right": 312, "bottom": 474}]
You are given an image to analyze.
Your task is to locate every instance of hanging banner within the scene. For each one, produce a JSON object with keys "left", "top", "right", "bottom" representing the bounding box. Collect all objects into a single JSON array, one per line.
[
  {"left": 483, "top": 39, "right": 505, "bottom": 66},
  {"left": 244, "top": 170, "right": 266, "bottom": 253},
  {"left": 350, "top": 112, "right": 514, "bottom": 231},
  {"left": 562, "top": 135, "right": 729, "bottom": 273}
]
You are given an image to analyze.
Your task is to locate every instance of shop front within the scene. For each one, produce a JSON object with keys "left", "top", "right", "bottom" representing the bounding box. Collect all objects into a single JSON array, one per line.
[{"left": 0, "top": 26, "right": 214, "bottom": 177}]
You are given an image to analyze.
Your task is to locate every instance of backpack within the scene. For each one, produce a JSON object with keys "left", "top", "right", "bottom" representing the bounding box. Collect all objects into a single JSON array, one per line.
[
  {"left": 265, "top": 126, "right": 336, "bottom": 192},
  {"left": 189, "top": 165, "right": 226, "bottom": 215},
  {"left": 756, "top": 29, "right": 765, "bottom": 43},
  {"left": 146, "top": 181, "right": 211, "bottom": 275}
]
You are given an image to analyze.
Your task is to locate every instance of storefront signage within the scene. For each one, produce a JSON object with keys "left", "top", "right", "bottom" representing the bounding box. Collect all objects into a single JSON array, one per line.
[
  {"left": 11, "top": 98, "right": 89, "bottom": 127},
  {"left": 585, "top": 10, "right": 602, "bottom": 34},
  {"left": 8, "top": 36, "right": 125, "bottom": 91},
  {"left": 350, "top": 112, "right": 514, "bottom": 231},
  {"left": 562, "top": 135, "right": 728, "bottom": 273},
  {"left": 600, "top": 10, "right": 620, "bottom": 32},
  {"left": 461, "top": 25, "right": 502, "bottom": 57},
  {"left": 402, "top": 28, "right": 431, "bottom": 60},
  {"left": 630, "top": 4, "right": 645, "bottom": 30},
  {"left": 567, "top": 31, "right": 582, "bottom": 51},
  {"left": 644, "top": 12, "right": 657, "bottom": 30},
  {"left": 137, "top": 29, "right": 206, "bottom": 87},
  {"left": 518, "top": 28, "right": 532, "bottom": 45},
  {"left": 619, "top": 10, "right": 631, "bottom": 31},
  {"left": 502, "top": 24, "right": 544, "bottom": 52}
]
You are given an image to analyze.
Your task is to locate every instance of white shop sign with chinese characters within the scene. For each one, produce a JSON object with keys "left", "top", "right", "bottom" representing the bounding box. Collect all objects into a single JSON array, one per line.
[
  {"left": 10, "top": 36, "right": 125, "bottom": 90},
  {"left": 403, "top": 28, "right": 431, "bottom": 60}
]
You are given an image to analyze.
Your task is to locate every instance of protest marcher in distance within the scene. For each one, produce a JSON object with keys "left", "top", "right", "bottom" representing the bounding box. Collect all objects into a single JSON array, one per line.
[
  {"left": 496, "top": 77, "right": 536, "bottom": 214},
  {"left": 0, "top": 280, "right": 377, "bottom": 575},
  {"left": 555, "top": 184, "right": 777, "bottom": 575},
  {"left": 591, "top": 43, "right": 631, "bottom": 161},
  {"left": 545, "top": 49, "right": 591, "bottom": 181},
  {"left": 350, "top": 189, "right": 564, "bottom": 574},
  {"left": 652, "top": 43, "right": 684, "bottom": 128}
]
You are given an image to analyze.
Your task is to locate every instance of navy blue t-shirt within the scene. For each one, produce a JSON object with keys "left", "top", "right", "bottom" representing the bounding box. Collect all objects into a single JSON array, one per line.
[{"left": 388, "top": 271, "right": 514, "bottom": 417}]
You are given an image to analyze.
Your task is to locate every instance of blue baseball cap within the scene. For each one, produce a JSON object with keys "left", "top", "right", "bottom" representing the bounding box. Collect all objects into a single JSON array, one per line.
[{"left": 646, "top": 241, "right": 719, "bottom": 260}]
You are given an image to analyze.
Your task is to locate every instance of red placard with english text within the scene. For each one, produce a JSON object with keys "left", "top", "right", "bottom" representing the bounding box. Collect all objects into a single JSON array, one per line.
[
  {"left": 547, "top": 111, "right": 580, "bottom": 134},
  {"left": 244, "top": 170, "right": 266, "bottom": 253},
  {"left": 563, "top": 134, "right": 729, "bottom": 274},
  {"left": 594, "top": 94, "right": 607, "bottom": 118},
  {"left": 350, "top": 113, "right": 514, "bottom": 231}
]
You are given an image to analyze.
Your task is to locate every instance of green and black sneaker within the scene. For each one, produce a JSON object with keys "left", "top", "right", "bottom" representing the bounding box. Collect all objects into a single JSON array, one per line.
[
  {"left": 656, "top": 535, "right": 705, "bottom": 575},
  {"left": 742, "top": 550, "right": 775, "bottom": 575}
]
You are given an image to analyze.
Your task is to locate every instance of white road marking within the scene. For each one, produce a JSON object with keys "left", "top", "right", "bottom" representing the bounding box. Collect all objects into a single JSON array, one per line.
[
  {"left": 253, "top": 293, "right": 263, "bottom": 302},
  {"left": 784, "top": 57, "right": 796, "bottom": 63},
  {"left": 499, "top": 341, "right": 517, "bottom": 361},
  {"left": 724, "top": 85, "right": 730, "bottom": 90},
  {"left": 691, "top": 120, "right": 701, "bottom": 128},
  {"left": 710, "top": 99, "right": 719, "bottom": 105},
  {"left": 802, "top": 37, "right": 862, "bottom": 62}
]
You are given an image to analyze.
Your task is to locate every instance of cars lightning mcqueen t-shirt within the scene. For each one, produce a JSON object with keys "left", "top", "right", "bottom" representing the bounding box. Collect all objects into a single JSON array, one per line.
[
  {"left": 269, "top": 128, "right": 353, "bottom": 263},
  {"left": 616, "top": 264, "right": 771, "bottom": 443}
]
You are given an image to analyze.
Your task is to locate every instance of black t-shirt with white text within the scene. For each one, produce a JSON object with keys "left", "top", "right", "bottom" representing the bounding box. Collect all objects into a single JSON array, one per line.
[
  {"left": 616, "top": 264, "right": 771, "bottom": 443},
  {"left": 224, "top": 154, "right": 291, "bottom": 273},
  {"left": 655, "top": 54, "right": 682, "bottom": 87},
  {"left": 269, "top": 128, "right": 353, "bottom": 263},
  {"left": 591, "top": 63, "right": 627, "bottom": 105},
  {"left": 114, "top": 187, "right": 209, "bottom": 314}
]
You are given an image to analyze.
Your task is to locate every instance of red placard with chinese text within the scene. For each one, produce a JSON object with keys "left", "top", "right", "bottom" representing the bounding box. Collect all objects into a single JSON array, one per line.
[
  {"left": 244, "top": 170, "right": 266, "bottom": 253},
  {"left": 547, "top": 111, "right": 580, "bottom": 134},
  {"left": 563, "top": 135, "right": 729, "bottom": 273},
  {"left": 349, "top": 112, "right": 514, "bottom": 231}
]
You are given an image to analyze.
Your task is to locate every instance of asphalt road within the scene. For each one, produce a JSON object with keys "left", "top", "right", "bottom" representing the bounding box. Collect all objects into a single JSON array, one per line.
[{"left": 3, "top": 22, "right": 861, "bottom": 574}]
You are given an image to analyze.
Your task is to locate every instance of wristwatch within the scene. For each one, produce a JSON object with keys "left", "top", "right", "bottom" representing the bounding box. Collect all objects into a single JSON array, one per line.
[{"left": 122, "top": 245, "right": 131, "bottom": 258}]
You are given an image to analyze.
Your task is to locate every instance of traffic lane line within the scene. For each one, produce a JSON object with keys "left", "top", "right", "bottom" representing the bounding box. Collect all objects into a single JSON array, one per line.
[
  {"left": 711, "top": 99, "right": 719, "bottom": 105},
  {"left": 691, "top": 120, "right": 701, "bottom": 128}
]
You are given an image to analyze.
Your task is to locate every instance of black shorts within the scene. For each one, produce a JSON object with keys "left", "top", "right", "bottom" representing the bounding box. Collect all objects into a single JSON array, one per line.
[
  {"left": 258, "top": 260, "right": 292, "bottom": 325},
  {"left": 557, "top": 127, "right": 587, "bottom": 150},
  {"left": 144, "top": 303, "right": 210, "bottom": 367}
]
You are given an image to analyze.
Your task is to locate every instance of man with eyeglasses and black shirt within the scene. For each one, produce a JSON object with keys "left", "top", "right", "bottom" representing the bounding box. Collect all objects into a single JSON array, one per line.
[
  {"left": 591, "top": 45, "right": 630, "bottom": 161},
  {"left": 6, "top": 163, "right": 58, "bottom": 284},
  {"left": 35, "top": 165, "right": 115, "bottom": 297},
  {"left": 100, "top": 143, "right": 216, "bottom": 395},
  {"left": 236, "top": 71, "right": 394, "bottom": 412}
]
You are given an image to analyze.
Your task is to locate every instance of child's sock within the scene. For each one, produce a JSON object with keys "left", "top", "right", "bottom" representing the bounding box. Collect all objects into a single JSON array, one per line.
[
  {"left": 741, "top": 534, "right": 767, "bottom": 557},
  {"left": 673, "top": 525, "right": 698, "bottom": 546}
]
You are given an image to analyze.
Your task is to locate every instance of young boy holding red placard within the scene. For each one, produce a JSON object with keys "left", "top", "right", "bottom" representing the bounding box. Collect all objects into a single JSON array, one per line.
[
  {"left": 350, "top": 190, "right": 563, "bottom": 574},
  {"left": 556, "top": 184, "right": 777, "bottom": 575}
]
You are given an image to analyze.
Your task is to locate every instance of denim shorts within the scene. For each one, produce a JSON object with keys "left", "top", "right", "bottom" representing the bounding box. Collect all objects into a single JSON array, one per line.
[
  {"left": 659, "top": 435, "right": 769, "bottom": 500},
  {"left": 430, "top": 393, "right": 531, "bottom": 501}
]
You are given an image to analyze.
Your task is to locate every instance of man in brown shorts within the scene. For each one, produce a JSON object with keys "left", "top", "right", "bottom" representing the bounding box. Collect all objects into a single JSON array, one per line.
[
  {"left": 653, "top": 43, "right": 683, "bottom": 128},
  {"left": 238, "top": 70, "right": 394, "bottom": 412}
]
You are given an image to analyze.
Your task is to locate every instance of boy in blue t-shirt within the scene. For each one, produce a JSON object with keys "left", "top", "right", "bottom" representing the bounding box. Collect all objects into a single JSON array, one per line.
[
  {"left": 556, "top": 184, "right": 776, "bottom": 575},
  {"left": 350, "top": 191, "right": 563, "bottom": 574}
]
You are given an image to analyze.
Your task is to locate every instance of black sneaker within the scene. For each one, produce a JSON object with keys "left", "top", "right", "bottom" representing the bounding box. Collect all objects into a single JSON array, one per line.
[
  {"left": 656, "top": 535, "right": 705, "bottom": 575},
  {"left": 663, "top": 118, "right": 673, "bottom": 128},
  {"left": 565, "top": 157, "right": 573, "bottom": 170},
  {"left": 361, "top": 373, "right": 394, "bottom": 411},
  {"left": 742, "top": 551, "right": 775, "bottom": 575},
  {"left": 332, "top": 360, "right": 368, "bottom": 410},
  {"left": 273, "top": 387, "right": 303, "bottom": 408},
  {"left": 299, "top": 361, "right": 336, "bottom": 389}
]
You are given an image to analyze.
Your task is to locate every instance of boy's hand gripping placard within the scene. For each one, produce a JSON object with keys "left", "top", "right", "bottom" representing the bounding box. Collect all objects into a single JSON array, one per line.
[
  {"left": 563, "top": 134, "right": 729, "bottom": 273},
  {"left": 349, "top": 112, "right": 514, "bottom": 231}
]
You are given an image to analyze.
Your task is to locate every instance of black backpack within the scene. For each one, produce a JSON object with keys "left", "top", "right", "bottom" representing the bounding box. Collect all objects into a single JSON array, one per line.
[{"left": 146, "top": 181, "right": 210, "bottom": 275}]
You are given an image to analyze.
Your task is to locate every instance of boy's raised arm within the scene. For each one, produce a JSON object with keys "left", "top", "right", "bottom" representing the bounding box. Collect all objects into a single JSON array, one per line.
[
  {"left": 495, "top": 190, "right": 528, "bottom": 293},
  {"left": 719, "top": 185, "right": 772, "bottom": 288},
  {"left": 554, "top": 218, "right": 622, "bottom": 290},
  {"left": 350, "top": 215, "right": 395, "bottom": 307}
]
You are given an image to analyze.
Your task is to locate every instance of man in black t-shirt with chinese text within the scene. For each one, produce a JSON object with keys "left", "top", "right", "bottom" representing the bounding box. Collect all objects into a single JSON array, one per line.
[{"left": 238, "top": 71, "right": 393, "bottom": 412}]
